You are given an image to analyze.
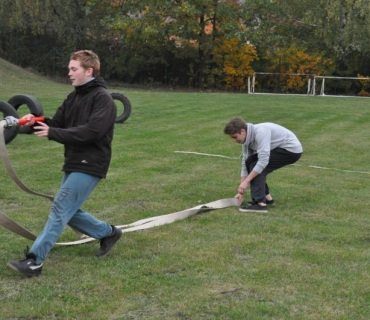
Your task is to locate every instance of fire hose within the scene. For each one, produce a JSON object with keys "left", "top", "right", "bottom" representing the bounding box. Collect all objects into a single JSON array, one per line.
[{"left": 0, "top": 116, "right": 238, "bottom": 246}]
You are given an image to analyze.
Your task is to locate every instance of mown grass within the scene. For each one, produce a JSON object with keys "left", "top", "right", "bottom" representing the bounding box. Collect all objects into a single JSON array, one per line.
[{"left": 0, "top": 58, "right": 370, "bottom": 319}]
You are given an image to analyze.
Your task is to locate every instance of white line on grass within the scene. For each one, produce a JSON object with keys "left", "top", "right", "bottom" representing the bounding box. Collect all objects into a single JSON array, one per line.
[
  {"left": 174, "top": 151, "right": 370, "bottom": 175},
  {"left": 174, "top": 150, "right": 240, "bottom": 160},
  {"left": 292, "top": 164, "right": 370, "bottom": 175}
]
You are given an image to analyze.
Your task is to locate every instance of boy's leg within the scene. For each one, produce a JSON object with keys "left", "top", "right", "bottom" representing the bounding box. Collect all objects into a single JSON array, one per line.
[
  {"left": 30, "top": 172, "right": 110, "bottom": 264},
  {"left": 68, "top": 209, "right": 121, "bottom": 257},
  {"left": 68, "top": 208, "right": 113, "bottom": 239},
  {"left": 248, "top": 148, "right": 302, "bottom": 203},
  {"left": 245, "top": 154, "right": 269, "bottom": 203}
]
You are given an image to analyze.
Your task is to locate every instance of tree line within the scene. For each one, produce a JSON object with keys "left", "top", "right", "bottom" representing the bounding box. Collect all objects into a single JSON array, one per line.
[{"left": 1, "top": 0, "right": 370, "bottom": 92}]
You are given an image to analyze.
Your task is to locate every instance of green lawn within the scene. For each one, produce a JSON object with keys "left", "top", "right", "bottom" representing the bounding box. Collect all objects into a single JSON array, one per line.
[{"left": 0, "top": 58, "right": 370, "bottom": 319}]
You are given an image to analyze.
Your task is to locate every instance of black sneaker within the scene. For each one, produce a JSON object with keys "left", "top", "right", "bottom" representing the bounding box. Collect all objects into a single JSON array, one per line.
[
  {"left": 239, "top": 203, "right": 268, "bottom": 213},
  {"left": 247, "top": 199, "right": 275, "bottom": 205},
  {"left": 96, "top": 225, "right": 122, "bottom": 257},
  {"left": 7, "top": 252, "right": 43, "bottom": 277}
]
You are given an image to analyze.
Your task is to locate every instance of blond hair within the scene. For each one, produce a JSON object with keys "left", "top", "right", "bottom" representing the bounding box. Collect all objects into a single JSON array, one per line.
[{"left": 70, "top": 50, "right": 100, "bottom": 77}]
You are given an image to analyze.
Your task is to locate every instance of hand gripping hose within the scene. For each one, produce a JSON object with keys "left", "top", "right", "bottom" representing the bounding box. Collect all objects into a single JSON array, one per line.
[
  {"left": 0, "top": 117, "right": 52, "bottom": 201},
  {"left": 0, "top": 118, "right": 239, "bottom": 246},
  {"left": 5, "top": 116, "right": 45, "bottom": 127}
]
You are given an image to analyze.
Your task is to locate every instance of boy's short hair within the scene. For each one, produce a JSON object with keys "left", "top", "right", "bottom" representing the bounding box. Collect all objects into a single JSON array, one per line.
[
  {"left": 70, "top": 50, "right": 100, "bottom": 77},
  {"left": 224, "top": 118, "right": 248, "bottom": 135}
]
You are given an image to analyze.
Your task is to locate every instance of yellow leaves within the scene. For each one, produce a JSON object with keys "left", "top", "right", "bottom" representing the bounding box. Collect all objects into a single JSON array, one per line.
[
  {"left": 112, "top": 0, "right": 124, "bottom": 7},
  {"left": 269, "top": 47, "right": 333, "bottom": 91},
  {"left": 214, "top": 38, "right": 258, "bottom": 90},
  {"left": 274, "top": 48, "right": 320, "bottom": 74},
  {"left": 357, "top": 74, "right": 370, "bottom": 96},
  {"left": 357, "top": 74, "right": 370, "bottom": 85},
  {"left": 358, "top": 89, "right": 370, "bottom": 97},
  {"left": 223, "top": 66, "right": 237, "bottom": 76}
]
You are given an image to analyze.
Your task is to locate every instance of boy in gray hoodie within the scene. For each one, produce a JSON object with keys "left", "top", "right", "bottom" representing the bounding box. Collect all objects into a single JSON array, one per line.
[{"left": 224, "top": 118, "right": 302, "bottom": 212}]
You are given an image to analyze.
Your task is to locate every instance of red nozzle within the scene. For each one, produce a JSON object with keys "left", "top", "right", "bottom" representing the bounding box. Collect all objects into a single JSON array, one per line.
[{"left": 18, "top": 116, "right": 45, "bottom": 126}]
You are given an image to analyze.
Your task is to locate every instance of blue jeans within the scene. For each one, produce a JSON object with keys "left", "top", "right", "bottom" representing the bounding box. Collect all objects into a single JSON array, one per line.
[{"left": 30, "top": 172, "right": 112, "bottom": 264}]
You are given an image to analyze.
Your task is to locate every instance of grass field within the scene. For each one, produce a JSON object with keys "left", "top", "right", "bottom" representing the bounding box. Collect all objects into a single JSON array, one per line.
[{"left": 0, "top": 58, "right": 370, "bottom": 319}]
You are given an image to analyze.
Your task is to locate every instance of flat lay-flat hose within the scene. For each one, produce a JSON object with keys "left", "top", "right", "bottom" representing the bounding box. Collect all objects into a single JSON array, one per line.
[{"left": 0, "top": 118, "right": 238, "bottom": 246}]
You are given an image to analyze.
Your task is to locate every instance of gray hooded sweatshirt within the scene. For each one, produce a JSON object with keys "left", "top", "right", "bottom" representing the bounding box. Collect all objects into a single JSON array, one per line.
[{"left": 241, "top": 122, "right": 303, "bottom": 177}]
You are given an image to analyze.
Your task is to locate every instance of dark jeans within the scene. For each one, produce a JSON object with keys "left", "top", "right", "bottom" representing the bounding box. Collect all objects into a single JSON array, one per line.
[{"left": 246, "top": 148, "right": 302, "bottom": 203}]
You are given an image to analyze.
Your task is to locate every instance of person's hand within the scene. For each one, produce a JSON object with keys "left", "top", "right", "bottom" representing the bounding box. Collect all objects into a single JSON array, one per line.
[
  {"left": 33, "top": 122, "right": 49, "bottom": 138},
  {"left": 21, "top": 114, "right": 36, "bottom": 126},
  {"left": 235, "top": 193, "right": 243, "bottom": 204},
  {"left": 238, "top": 180, "right": 249, "bottom": 195}
]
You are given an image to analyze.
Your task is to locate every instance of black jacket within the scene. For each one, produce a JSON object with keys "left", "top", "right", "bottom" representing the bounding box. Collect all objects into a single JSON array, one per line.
[{"left": 46, "top": 78, "right": 116, "bottom": 178}]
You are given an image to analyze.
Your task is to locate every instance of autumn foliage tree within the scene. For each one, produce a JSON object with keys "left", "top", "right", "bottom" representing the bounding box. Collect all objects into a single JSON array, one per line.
[
  {"left": 1, "top": 0, "right": 370, "bottom": 91},
  {"left": 266, "top": 47, "right": 333, "bottom": 92},
  {"left": 214, "top": 38, "right": 258, "bottom": 90}
]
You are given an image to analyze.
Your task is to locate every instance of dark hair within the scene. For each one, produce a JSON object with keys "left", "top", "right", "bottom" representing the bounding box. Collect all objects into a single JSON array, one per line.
[
  {"left": 70, "top": 50, "right": 100, "bottom": 77},
  {"left": 223, "top": 118, "right": 247, "bottom": 135}
]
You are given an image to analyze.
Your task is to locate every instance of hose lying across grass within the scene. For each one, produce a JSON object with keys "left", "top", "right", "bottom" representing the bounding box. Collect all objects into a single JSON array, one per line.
[{"left": 0, "top": 120, "right": 239, "bottom": 246}]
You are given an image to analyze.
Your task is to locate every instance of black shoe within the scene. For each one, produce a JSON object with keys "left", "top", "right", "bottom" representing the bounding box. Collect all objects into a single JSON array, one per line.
[
  {"left": 247, "top": 199, "right": 275, "bottom": 205},
  {"left": 96, "top": 225, "right": 122, "bottom": 257},
  {"left": 239, "top": 203, "right": 268, "bottom": 213},
  {"left": 7, "top": 251, "right": 43, "bottom": 277}
]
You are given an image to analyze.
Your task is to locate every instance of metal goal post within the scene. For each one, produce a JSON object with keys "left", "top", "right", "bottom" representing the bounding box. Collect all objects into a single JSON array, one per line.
[
  {"left": 312, "top": 76, "right": 370, "bottom": 96},
  {"left": 248, "top": 72, "right": 315, "bottom": 95}
]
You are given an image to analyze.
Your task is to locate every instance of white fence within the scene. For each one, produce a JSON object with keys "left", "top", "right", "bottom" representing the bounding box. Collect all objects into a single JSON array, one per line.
[{"left": 248, "top": 72, "right": 370, "bottom": 97}]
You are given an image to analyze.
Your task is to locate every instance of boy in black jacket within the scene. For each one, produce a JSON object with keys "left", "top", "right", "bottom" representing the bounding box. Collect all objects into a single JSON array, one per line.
[{"left": 7, "top": 50, "right": 122, "bottom": 277}]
